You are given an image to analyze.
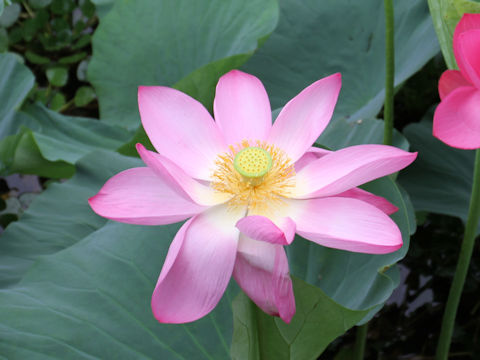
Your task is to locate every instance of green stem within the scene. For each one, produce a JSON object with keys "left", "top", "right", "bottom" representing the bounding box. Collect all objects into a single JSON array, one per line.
[
  {"left": 58, "top": 98, "right": 75, "bottom": 113},
  {"left": 352, "top": 3, "right": 394, "bottom": 358},
  {"left": 353, "top": 324, "right": 368, "bottom": 359},
  {"left": 383, "top": 0, "right": 394, "bottom": 146},
  {"left": 436, "top": 149, "right": 480, "bottom": 360}
]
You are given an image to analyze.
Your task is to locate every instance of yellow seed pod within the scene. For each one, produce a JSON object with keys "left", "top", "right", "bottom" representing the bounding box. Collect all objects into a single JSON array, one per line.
[{"left": 233, "top": 147, "right": 272, "bottom": 184}]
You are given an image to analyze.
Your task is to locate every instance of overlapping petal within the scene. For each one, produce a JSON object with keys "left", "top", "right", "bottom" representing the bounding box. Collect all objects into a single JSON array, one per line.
[
  {"left": 294, "top": 147, "right": 331, "bottom": 172},
  {"left": 138, "top": 86, "right": 227, "bottom": 180},
  {"left": 136, "top": 143, "right": 231, "bottom": 206},
  {"left": 453, "top": 13, "right": 480, "bottom": 86},
  {"left": 335, "top": 188, "right": 398, "bottom": 215},
  {"left": 236, "top": 215, "right": 296, "bottom": 245},
  {"left": 292, "top": 144, "right": 417, "bottom": 199},
  {"left": 433, "top": 86, "right": 480, "bottom": 149},
  {"left": 438, "top": 70, "right": 471, "bottom": 100},
  {"left": 151, "top": 206, "right": 242, "bottom": 323},
  {"left": 214, "top": 70, "right": 272, "bottom": 144},
  {"left": 233, "top": 235, "right": 295, "bottom": 323},
  {"left": 267, "top": 73, "right": 341, "bottom": 163},
  {"left": 288, "top": 197, "right": 402, "bottom": 254},
  {"left": 456, "top": 29, "right": 480, "bottom": 89},
  {"left": 88, "top": 168, "right": 206, "bottom": 225}
]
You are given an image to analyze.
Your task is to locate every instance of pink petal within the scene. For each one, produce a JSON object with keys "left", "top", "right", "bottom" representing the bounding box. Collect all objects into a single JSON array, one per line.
[
  {"left": 236, "top": 215, "right": 296, "bottom": 245},
  {"left": 456, "top": 30, "right": 480, "bottom": 89},
  {"left": 292, "top": 144, "right": 417, "bottom": 199},
  {"left": 267, "top": 73, "right": 342, "bottom": 162},
  {"left": 89, "top": 168, "right": 206, "bottom": 225},
  {"left": 138, "top": 86, "right": 227, "bottom": 180},
  {"left": 136, "top": 143, "right": 230, "bottom": 206},
  {"left": 433, "top": 86, "right": 480, "bottom": 149},
  {"left": 438, "top": 70, "right": 471, "bottom": 100},
  {"left": 454, "top": 14, "right": 480, "bottom": 85},
  {"left": 336, "top": 188, "right": 398, "bottom": 215},
  {"left": 289, "top": 197, "right": 402, "bottom": 254},
  {"left": 233, "top": 235, "right": 295, "bottom": 323},
  {"left": 294, "top": 147, "right": 331, "bottom": 172},
  {"left": 214, "top": 70, "right": 272, "bottom": 145},
  {"left": 151, "top": 206, "right": 242, "bottom": 323}
]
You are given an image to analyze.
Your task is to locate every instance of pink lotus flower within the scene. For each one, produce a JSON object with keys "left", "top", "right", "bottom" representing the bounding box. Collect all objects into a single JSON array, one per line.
[
  {"left": 89, "top": 70, "right": 416, "bottom": 324},
  {"left": 434, "top": 13, "right": 480, "bottom": 149}
]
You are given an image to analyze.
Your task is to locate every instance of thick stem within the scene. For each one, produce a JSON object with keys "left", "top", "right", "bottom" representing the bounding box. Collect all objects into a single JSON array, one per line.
[
  {"left": 353, "top": 324, "right": 368, "bottom": 359},
  {"left": 436, "top": 149, "right": 480, "bottom": 360},
  {"left": 383, "top": 0, "right": 394, "bottom": 146},
  {"left": 352, "top": 3, "right": 395, "bottom": 358}
]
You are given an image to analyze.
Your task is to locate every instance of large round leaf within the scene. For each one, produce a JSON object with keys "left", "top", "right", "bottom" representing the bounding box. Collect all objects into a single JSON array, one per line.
[
  {"left": 230, "top": 278, "right": 368, "bottom": 360},
  {"left": 0, "top": 151, "right": 140, "bottom": 288},
  {"left": 88, "top": 0, "right": 279, "bottom": 129},
  {"left": 0, "top": 104, "right": 131, "bottom": 178},
  {"left": 399, "top": 111, "right": 480, "bottom": 234},
  {"left": 242, "top": 0, "right": 439, "bottom": 123},
  {"left": 0, "top": 53, "right": 35, "bottom": 137},
  {"left": 0, "top": 150, "right": 237, "bottom": 359},
  {"left": 0, "top": 221, "right": 238, "bottom": 359}
]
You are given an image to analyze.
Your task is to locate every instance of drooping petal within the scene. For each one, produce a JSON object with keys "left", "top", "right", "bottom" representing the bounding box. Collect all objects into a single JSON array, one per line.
[
  {"left": 236, "top": 215, "right": 296, "bottom": 245},
  {"left": 267, "top": 73, "right": 341, "bottom": 163},
  {"left": 453, "top": 14, "right": 480, "bottom": 85},
  {"left": 438, "top": 70, "right": 471, "bottom": 100},
  {"left": 151, "top": 205, "right": 242, "bottom": 323},
  {"left": 456, "top": 30, "right": 480, "bottom": 89},
  {"left": 233, "top": 235, "right": 295, "bottom": 323},
  {"left": 138, "top": 86, "right": 226, "bottom": 180},
  {"left": 294, "top": 147, "right": 331, "bottom": 172},
  {"left": 288, "top": 197, "right": 402, "bottom": 254},
  {"left": 336, "top": 188, "right": 398, "bottom": 215},
  {"left": 89, "top": 168, "right": 206, "bottom": 225},
  {"left": 292, "top": 144, "right": 417, "bottom": 199},
  {"left": 433, "top": 86, "right": 480, "bottom": 149},
  {"left": 136, "top": 143, "right": 231, "bottom": 206},
  {"left": 214, "top": 70, "right": 272, "bottom": 145}
]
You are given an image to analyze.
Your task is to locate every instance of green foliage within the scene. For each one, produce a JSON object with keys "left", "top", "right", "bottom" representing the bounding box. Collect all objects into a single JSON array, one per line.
[
  {"left": 0, "top": 104, "right": 131, "bottom": 178},
  {"left": 399, "top": 111, "right": 480, "bottom": 234},
  {"left": 74, "top": 86, "right": 95, "bottom": 106},
  {"left": 46, "top": 66, "right": 68, "bottom": 87},
  {"left": 428, "top": 0, "right": 480, "bottom": 69},
  {"left": 0, "top": 114, "right": 414, "bottom": 358},
  {"left": 0, "top": 151, "right": 237, "bottom": 359},
  {"left": 88, "top": 0, "right": 280, "bottom": 129},
  {"left": 0, "top": 53, "right": 35, "bottom": 136},
  {"left": 90, "top": 0, "right": 115, "bottom": 18},
  {"left": 0, "top": 0, "right": 97, "bottom": 113},
  {"left": 0, "top": 0, "right": 445, "bottom": 357},
  {"left": 0, "top": 2, "right": 20, "bottom": 27},
  {"left": 25, "top": 50, "right": 50, "bottom": 64},
  {"left": 0, "top": 27, "right": 7, "bottom": 51},
  {"left": 231, "top": 277, "right": 368, "bottom": 360},
  {"left": 243, "top": 0, "right": 439, "bottom": 123}
]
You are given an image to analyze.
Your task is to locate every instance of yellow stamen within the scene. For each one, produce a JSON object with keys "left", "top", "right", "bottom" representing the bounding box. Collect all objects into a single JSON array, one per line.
[{"left": 211, "top": 140, "right": 295, "bottom": 214}]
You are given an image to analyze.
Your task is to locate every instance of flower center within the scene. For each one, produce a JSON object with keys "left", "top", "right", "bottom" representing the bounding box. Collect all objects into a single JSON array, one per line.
[
  {"left": 233, "top": 146, "right": 272, "bottom": 185},
  {"left": 211, "top": 140, "right": 295, "bottom": 214}
]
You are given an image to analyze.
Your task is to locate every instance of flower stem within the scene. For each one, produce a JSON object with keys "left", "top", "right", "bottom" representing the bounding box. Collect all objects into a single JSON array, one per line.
[
  {"left": 383, "top": 0, "right": 394, "bottom": 146},
  {"left": 436, "top": 149, "right": 480, "bottom": 360},
  {"left": 353, "top": 323, "right": 368, "bottom": 359},
  {"left": 353, "top": 3, "right": 394, "bottom": 358}
]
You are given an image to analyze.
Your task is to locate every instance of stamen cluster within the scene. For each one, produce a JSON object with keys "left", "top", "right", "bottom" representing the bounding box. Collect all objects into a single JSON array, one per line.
[{"left": 211, "top": 140, "right": 295, "bottom": 214}]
